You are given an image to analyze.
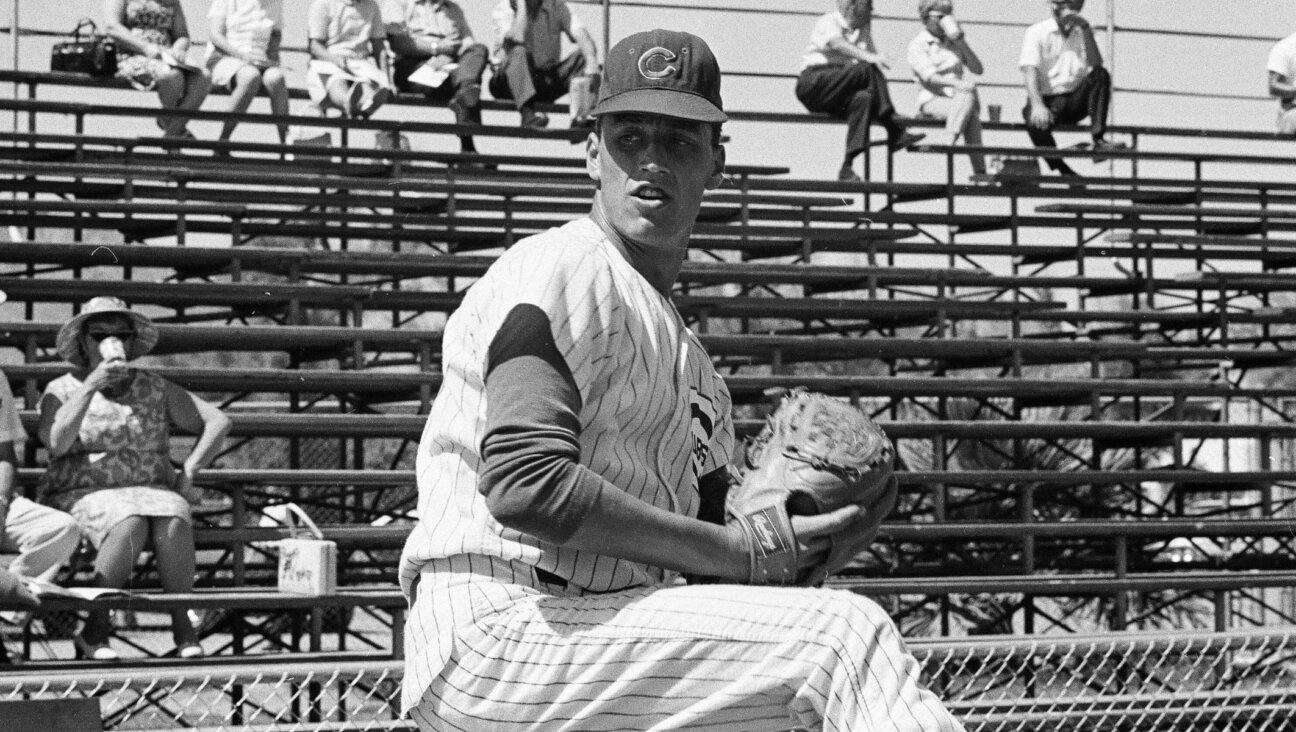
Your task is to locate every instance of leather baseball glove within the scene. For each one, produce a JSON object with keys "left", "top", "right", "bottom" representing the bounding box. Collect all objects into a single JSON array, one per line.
[{"left": 726, "top": 389, "right": 897, "bottom": 586}]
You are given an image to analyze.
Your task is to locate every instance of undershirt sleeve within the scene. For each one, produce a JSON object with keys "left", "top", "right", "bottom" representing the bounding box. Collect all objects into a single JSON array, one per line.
[{"left": 478, "top": 303, "right": 608, "bottom": 545}]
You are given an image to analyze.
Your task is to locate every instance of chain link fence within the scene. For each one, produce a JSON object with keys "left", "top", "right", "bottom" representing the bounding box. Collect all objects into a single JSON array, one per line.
[{"left": 3, "top": 629, "right": 1295, "bottom": 730}]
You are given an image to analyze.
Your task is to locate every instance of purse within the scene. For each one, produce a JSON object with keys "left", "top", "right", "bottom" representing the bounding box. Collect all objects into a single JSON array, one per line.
[
  {"left": 274, "top": 503, "right": 338, "bottom": 596},
  {"left": 50, "top": 18, "right": 118, "bottom": 78}
]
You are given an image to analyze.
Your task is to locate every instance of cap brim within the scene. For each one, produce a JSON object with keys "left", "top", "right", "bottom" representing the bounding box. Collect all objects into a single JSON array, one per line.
[{"left": 593, "top": 88, "right": 727, "bottom": 123}]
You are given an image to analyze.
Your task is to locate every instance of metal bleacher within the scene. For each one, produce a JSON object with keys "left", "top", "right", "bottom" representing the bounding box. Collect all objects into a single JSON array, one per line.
[{"left": 3, "top": 21, "right": 1296, "bottom": 729}]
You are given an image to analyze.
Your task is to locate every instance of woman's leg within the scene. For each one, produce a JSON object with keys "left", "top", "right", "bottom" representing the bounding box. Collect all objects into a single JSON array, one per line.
[
  {"left": 174, "top": 69, "right": 212, "bottom": 136},
  {"left": 150, "top": 516, "right": 199, "bottom": 645},
  {"left": 82, "top": 516, "right": 150, "bottom": 643},
  {"left": 325, "top": 77, "right": 360, "bottom": 116},
  {"left": 155, "top": 69, "right": 187, "bottom": 135},
  {"left": 957, "top": 92, "right": 987, "bottom": 175},
  {"left": 220, "top": 65, "right": 263, "bottom": 141},
  {"left": 261, "top": 66, "right": 291, "bottom": 142}
]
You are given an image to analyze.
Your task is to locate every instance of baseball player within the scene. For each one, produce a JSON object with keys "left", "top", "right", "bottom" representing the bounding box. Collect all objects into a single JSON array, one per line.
[{"left": 399, "top": 28, "right": 966, "bottom": 731}]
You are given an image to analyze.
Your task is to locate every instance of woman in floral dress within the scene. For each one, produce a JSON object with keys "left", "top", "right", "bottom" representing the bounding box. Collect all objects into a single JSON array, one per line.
[
  {"left": 104, "top": 0, "right": 212, "bottom": 138},
  {"left": 38, "top": 297, "right": 231, "bottom": 661}
]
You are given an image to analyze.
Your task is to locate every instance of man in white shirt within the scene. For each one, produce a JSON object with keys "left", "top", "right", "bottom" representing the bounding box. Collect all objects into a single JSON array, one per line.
[
  {"left": 385, "top": 0, "right": 488, "bottom": 153},
  {"left": 0, "top": 368, "right": 82, "bottom": 622},
  {"left": 1019, "top": 0, "right": 1125, "bottom": 176},
  {"left": 796, "top": 0, "right": 924, "bottom": 182},
  {"left": 488, "top": 0, "right": 599, "bottom": 130},
  {"left": 1267, "top": 31, "right": 1296, "bottom": 134}
]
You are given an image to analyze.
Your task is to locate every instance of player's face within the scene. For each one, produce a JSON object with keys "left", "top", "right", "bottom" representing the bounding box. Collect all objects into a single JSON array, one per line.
[{"left": 587, "top": 113, "right": 724, "bottom": 255}]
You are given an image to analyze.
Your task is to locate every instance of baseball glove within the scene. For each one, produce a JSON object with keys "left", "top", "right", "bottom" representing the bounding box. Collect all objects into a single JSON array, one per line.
[{"left": 726, "top": 389, "right": 897, "bottom": 586}]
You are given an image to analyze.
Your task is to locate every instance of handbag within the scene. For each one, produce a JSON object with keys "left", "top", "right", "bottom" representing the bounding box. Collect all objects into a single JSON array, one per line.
[
  {"left": 274, "top": 503, "right": 338, "bottom": 596},
  {"left": 50, "top": 18, "right": 118, "bottom": 78}
]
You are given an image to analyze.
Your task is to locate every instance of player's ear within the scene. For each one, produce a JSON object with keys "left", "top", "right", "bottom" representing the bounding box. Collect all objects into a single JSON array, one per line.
[
  {"left": 585, "top": 127, "right": 602, "bottom": 183},
  {"left": 705, "top": 144, "right": 726, "bottom": 191}
]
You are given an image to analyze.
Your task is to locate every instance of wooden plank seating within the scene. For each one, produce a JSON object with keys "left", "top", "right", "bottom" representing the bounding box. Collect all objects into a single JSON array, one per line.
[
  {"left": 0, "top": 159, "right": 848, "bottom": 212},
  {"left": 0, "top": 277, "right": 373, "bottom": 321},
  {"left": 0, "top": 322, "right": 440, "bottom": 367},
  {"left": 12, "top": 411, "right": 1294, "bottom": 444},
  {"left": 1039, "top": 201, "right": 1296, "bottom": 228},
  {"left": 0, "top": 115, "right": 790, "bottom": 179},
  {"left": 3, "top": 364, "right": 439, "bottom": 406}
]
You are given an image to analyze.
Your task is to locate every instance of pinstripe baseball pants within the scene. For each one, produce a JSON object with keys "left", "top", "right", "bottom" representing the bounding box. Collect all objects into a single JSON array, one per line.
[{"left": 408, "top": 575, "right": 964, "bottom": 732}]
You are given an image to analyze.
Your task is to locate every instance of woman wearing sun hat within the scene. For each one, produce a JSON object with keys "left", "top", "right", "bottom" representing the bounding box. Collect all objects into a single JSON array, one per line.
[{"left": 37, "top": 297, "right": 232, "bottom": 661}]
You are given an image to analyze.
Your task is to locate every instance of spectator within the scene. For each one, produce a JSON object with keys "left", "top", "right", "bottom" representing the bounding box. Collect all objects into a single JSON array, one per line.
[
  {"left": 385, "top": 0, "right": 488, "bottom": 153},
  {"left": 1019, "top": 0, "right": 1126, "bottom": 177},
  {"left": 907, "top": 0, "right": 985, "bottom": 177},
  {"left": 307, "top": 0, "right": 393, "bottom": 118},
  {"left": 205, "top": 0, "right": 290, "bottom": 145},
  {"left": 1267, "top": 28, "right": 1296, "bottom": 134},
  {"left": 797, "top": 0, "right": 925, "bottom": 182},
  {"left": 0, "top": 364, "right": 82, "bottom": 597},
  {"left": 38, "top": 298, "right": 232, "bottom": 662},
  {"left": 488, "top": 0, "right": 599, "bottom": 130},
  {"left": 103, "top": 0, "right": 212, "bottom": 139}
]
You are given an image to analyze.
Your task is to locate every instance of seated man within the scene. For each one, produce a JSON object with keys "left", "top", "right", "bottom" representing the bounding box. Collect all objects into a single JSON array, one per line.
[
  {"left": 385, "top": 0, "right": 488, "bottom": 153},
  {"left": 488, "top": 0, "right": 599, "bottom": 130},
  {"left": 0, "top": 368, "right": 81, "bottom": 611},
  {"left": 1267, "top": 28, "right": 1296, "bottom": 134},
  {"left": 796, "top": 0, "right": 925, "bottom": 182},
  {"left": 1019, "top": 0, "right": 1126, "bottom": 177}
]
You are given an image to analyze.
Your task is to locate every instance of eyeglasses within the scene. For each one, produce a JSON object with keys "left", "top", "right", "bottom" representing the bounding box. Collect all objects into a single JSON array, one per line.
[{"left": 86, "top": 330, "right": 135, "bottom": 341}]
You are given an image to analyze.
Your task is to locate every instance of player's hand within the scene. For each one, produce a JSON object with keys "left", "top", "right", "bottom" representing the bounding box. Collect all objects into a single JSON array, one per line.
[
  {"left": 789, "top": 504, "right": 866, "bottom": 576},
  {"left": 867, "top": 53, "right": 892, "bottom": 72},
  {"left": 954, "top": 78, "right": 976, "bottom": 94},
  {"left": 1028, "top": 103, "right": 1053, "bottom": 130},
  {"left": 245, "top": 51, "right": 272, "bottom": 69}
]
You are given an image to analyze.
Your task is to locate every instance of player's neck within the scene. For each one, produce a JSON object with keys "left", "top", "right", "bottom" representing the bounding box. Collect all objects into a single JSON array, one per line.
[{"left": 589, "top": 206, "right": 687, "bottom": 296}]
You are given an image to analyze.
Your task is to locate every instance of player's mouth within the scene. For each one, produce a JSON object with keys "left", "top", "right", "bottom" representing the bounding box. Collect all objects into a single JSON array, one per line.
[{"left": 630, "top": 185, "right": 671, "bottom": 204}]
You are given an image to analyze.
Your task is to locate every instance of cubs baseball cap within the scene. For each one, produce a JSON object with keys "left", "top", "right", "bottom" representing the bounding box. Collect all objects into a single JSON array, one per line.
[{"left": 592, "top": 29, "right": 726, "bottom": 123}]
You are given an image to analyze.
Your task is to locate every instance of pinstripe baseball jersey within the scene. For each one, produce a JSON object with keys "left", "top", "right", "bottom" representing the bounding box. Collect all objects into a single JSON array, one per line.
[{"left": 399, "top": 217, "right": 734, "bottom": 711}]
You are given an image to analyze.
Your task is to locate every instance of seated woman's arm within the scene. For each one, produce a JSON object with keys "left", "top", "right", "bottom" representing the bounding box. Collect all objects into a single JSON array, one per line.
[
  {"left": 168, "top": 3, "right": 192, "bottom": 60},
  {"left": 164, "top": 381, "right": 232, "bottom": 497},
  {"left": 38, "top": 362, "right": 130, "bottom": 458},
  {"left": 101, "top": 0, "right": 158, "bottom": 57}
]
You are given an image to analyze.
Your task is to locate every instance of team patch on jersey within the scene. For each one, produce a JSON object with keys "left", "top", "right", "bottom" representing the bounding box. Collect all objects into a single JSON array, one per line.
[{"left": 689, "top": 389, "right": 717, "bottom": 477}]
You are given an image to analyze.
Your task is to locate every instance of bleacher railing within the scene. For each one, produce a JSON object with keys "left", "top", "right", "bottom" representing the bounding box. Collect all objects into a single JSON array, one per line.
[{"left": 3, "top": 628, "right": 1294, "bottom": 731}]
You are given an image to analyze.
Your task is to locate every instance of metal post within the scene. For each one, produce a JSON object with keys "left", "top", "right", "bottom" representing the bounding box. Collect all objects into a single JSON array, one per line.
[
  {"left": 10, "top": 0, "right": 18, "bottom": 146},
  {"left": 601, "top": 0, "right": 610, "bottom": 62},
  {"left": 1105, "top": 0, "right": 1115, "bottom": 124}
]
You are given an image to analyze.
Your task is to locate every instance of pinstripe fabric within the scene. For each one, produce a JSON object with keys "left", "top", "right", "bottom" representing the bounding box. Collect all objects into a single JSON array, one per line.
[
  {"left": 400, "top": 219, "right": 734, "bottom": 711},
  {"left": 398, "top": 218, "right": 964, "bottom": 730},
  {"left": 407, "top": 555, "right": 963, "bottom": 731}
]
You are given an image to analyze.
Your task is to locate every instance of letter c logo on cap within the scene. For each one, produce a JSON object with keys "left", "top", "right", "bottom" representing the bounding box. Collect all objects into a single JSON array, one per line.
[{"left": 637, "top": 47, "right": 677, "bottom": 80}]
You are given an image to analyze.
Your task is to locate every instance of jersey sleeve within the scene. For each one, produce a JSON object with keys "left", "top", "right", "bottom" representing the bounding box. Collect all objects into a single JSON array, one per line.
[
  {"left": 907, "top": 34, "right": 936, "bottom": 81},
  {"left": 0, "top": 376, "right": 24, "bottom": 445},
  {"left": 1019, "top": 22, "right": 1043, "bottom": 69},
  {"left": 486, "top": 243, "right": 622, "bottom": 408},
  {"left": 206, "top": 0, "right": 229, "bottom": 23},
  {"left": 1269, "top": 39, "right": 1293, "bottom": 78},
  {"left": 307, "top": 0, "right": 331, "bottom": 43},
  {"left": 808, "top": 12, "right": 841, "bottom": 52}
]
